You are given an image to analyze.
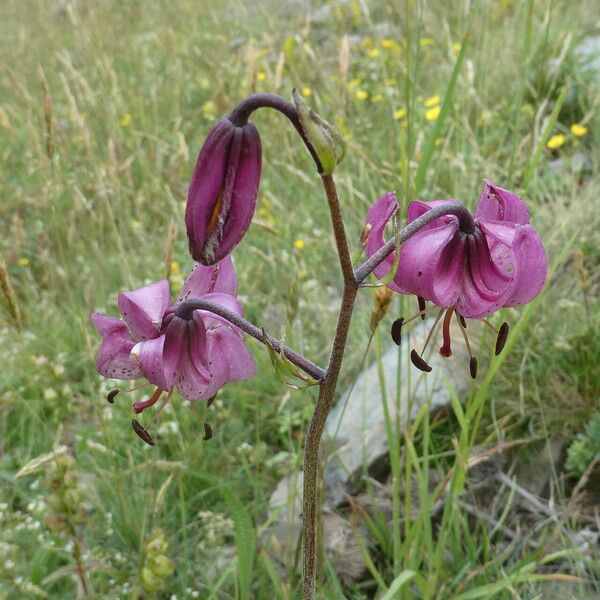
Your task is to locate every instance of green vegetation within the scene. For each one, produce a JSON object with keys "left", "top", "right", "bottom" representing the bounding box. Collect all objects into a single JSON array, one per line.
[{"left": 1, "top": 0, "right": 599, "bottom": 597}]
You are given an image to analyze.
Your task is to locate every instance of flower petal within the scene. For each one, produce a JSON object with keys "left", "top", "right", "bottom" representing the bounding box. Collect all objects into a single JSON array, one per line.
[
  {"left": 176, "top": 350, "right": 216, "bottom": 401},
  {"left": 91, "top": 314, "right": 141, "bottom": 379},
  {"left": 189, "top": 314, "right": 211, "bottom": 379},
  {"left": 206, "top": 325, "right": 256, "bottom": 386},
  {"left": 503, "top": 224, "right": 547, "bottom": 307},
  {"left": 456, "top": 231, "right": 513, "bottom": 318},
  {"left": 162, "top": 317, "right": 188, "bottom": 389},
  {"left": 364, "top": 192, "right": 401, "bottom": 286},
  {"left": 393, "top": 220, "right": 464, "bottom": 307},
  {"left": 131, "top": 336, "right": 170, "bottom": 391},
  {"left": 407, "top": 199, "right": 463, "bottom": 230},
  {"left": 474, "top": 180, "right": 530, "bottom": 225},
  {"left": 176, "top": 257, "right": 237, "bottom": 303},
  {"left": 118, "top": 280, "right": 170, "bottom": 342}
]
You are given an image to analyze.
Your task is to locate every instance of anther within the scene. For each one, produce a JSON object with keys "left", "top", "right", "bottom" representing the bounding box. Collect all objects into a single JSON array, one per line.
[
  {"left": 391, "top": 318, "right": 404, "bottom": 345},
  {"left": 106, "top": 389, "right": 119, "bottom": 403},
  {"left": 495, "top": 322, "right": 509, "bottom": 356},
  {"left": 411, "top": 349, "right": 432, "bottom": 372},
  {"left": 418, "top": 296, "right": 427, "bottom": 320},
  {"left": 459, "top": 314, "right": 467, "bottom": 329},
  {"left": 469, "top": 357, "right": 478, "bottom": 379},
  {"left": 207, "top": 394, "right": 217, "bottom": 408},
  {"left": 203, "top": 422, "right": 213, "bottom": 441},
  {"left": 132, "top": 419, "right": 155, "bottom": 446}
]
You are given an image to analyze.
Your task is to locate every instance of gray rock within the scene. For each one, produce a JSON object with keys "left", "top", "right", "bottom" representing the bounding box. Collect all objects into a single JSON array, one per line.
[
  {"left": 323, "top": 317, "right": 475, "bottom": 506},
  {"left": 576, "top": 35, "right": 600, "bottom": 76},
  {"left": 263, "top": 317, "right": 475, "bottom": 572}
]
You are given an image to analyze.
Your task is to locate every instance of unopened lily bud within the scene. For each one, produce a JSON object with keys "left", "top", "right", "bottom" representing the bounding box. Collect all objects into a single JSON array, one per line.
[
  {"left": 292, "top": 89, "right": 345, "bottom": 175},
  {"left": 186, "top": 117, "right": 262, "bottom": 265}
]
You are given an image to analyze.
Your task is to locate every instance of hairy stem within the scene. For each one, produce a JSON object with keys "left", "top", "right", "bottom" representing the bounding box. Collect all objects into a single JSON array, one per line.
[
  {"left": 228, "top": 92, "right": 323, "bottom": 172},
  {"left": 354, "top": 203, "right": 475, "bottom": 284},
  {"left": 302, "top": 174, "right": 358, "bottom": 599},
  {"left": 174, "top": 299, "right": 326, "bottom": 381}
]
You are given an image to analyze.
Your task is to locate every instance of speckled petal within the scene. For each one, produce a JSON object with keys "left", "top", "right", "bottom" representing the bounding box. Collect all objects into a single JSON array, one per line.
[
  {"left": 131, "top": 336, "right": 170, "bottom": 391},
  {"left": 91, "top": 314, "right": 141, "bottom": 379}
]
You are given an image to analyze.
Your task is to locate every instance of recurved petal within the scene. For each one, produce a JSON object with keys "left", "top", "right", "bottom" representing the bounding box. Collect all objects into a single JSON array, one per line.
[
  {"left": 475, "top": 180, "right": 530, "bottom": 225},
  {"left": 118, "top": 280, "right": 171, "bottom": 342},
  {"left": 206, "top": 325, "right": 256, "bottom": 385},
  {"left": 503, "top": 224, "right": 547, "bottom": 307},
  {"left": 175, "top": 350, "right": 216, "bottom": 401},
  {"left": 455, "top": 231, "right": 513, "bottom": 318},
  {"left": 393, "top": 220, "right": 463, "bottom": 307},
  {"left": 162, "top": 317, "right": 188, "bottom": 390},
  {"left": 131, "top": 336, "right": 170, "bottom": 391},
  {"left": 365, "top": 192, "right": 401, "bottom": 285},
  {"left": 185, "top": 119, "right": 236, "bottom": 263},
  {"left": 91, "top": 314, "right": 141, "bottom": 379},
  {"left": 407, "top": 199, "right": 463, "bottom": 231},
  {"left": 176, "top": 256, "right": 237, "bottom": 304}
]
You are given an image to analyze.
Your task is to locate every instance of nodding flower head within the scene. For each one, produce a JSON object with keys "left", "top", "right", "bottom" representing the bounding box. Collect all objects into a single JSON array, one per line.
[
  {"left": 185, "top": 117, "right": 262, "bottom": 265},
  {"left": 366, "top": 180, "right": 547, "bottom": 375},
  {"left": 91, "top": 257, "right": 256, "bottom": 410}
]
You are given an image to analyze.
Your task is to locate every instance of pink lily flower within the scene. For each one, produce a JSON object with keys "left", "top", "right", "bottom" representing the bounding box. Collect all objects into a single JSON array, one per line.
[
  {"left": 91, "top": 257, "right": 256, "bottom": 403},
  {"left": 365, "top": 180, "right": 547, "bottom": 319}
]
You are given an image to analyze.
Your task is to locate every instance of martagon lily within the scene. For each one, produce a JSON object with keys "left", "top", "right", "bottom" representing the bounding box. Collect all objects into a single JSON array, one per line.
[
  {"left": 91, "top": 257, "right": 256, "bottom": 409},
  {"left": 365, "top": 180, "right": 548, "bottom": 372}
]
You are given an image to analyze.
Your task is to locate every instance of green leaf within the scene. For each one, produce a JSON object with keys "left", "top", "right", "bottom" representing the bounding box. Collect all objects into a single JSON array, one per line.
[
  {"left": 221, "top": 485, "right": 256, "bottom": 600},
  {"left": 380, "top": 570, "right": 417, "bottom": 599}
]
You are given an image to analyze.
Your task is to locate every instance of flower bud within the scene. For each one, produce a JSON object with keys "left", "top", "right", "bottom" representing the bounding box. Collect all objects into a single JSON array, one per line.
[
  {"left": 186, "top": 117, "right": 262, "bottom": 265},
  {"left": 292, "top": 89, "right": 345, "bottom": 175}
]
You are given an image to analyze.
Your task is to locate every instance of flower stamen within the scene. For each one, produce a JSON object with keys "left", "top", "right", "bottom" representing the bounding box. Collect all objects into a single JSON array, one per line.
[
  {"left": 131, "top": 419, "right": 155, "bottom": 446},
  {"left": 439, "top": 308, "right": 454, "bottom": 357},
  {"left": 133, "top": 387, "right": 163, "bottom": 414}
]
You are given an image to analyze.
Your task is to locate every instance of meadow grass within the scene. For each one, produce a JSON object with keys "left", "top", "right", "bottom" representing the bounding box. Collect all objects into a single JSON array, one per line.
[{"left": 1, "top": 0, "right": 599, "bottom": 598}]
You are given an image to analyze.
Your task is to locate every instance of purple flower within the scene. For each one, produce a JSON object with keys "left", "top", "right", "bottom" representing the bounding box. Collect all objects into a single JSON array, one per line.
[
  {"left": 365, "top": 180, "right": 547, "bottom": 319},
  {"left": 186, "top": 118, "right": 262, "bottom": 266},
  {"left": 91, "top": 257, "right": 256, "bottom": 403}
]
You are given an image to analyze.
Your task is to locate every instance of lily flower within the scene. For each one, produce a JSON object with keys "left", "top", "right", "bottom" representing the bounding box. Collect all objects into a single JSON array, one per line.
[
  {"left": 186, "top": 117, "right": 262, "bottom": 266},
  {"left": 91, "top": 257, "right": 256, "bottom": 404},
  {"left": 365, "top": 180, "right": 547, "bottom": 373}
]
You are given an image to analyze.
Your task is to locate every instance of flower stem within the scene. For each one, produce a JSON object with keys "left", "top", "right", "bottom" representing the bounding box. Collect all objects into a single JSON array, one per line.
[
  {"left": 354, "top": 202, "right": 475, "bottom": 284},
  {"left": 174, "top": 299, "right": 326, "bottom": 381},
  {"left": 227, "top": 92, "right": 323, "bottom": 172},
  {"left": 302, "top": 173, "right": 358, "bottom": 599}
]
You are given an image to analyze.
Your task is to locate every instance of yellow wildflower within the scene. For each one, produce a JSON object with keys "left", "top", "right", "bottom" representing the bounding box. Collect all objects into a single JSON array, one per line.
[
  {"left": 420, "top": 38, "right": 434, "bottom": 47},
  {"left": 384, "top": 78, "right": 397, "bottom": 86},
  {"left": 119, "top": 113, "right": 132, "bottom": 127},
  {"left": 394, "top": 107, "right": 407, "bottom": 120},
  {"left": 381, "top": 39, "right": 400, "bottom": 51},
  {"left": 546, "top": 134, "right": 565, "bottom": 149},
  {"left": 451, "top": 42, "right": 462, "bottom": 53},
  {"left": 301, "top": 87, "right": 312, "bottom": 97},
  {"left": 367, "top": 48, "right": 380, "bottom": 58},
  {"left": 425, "top": 106, "right": 441, "bottom": 121},
  {"left": 170, "top": 261, "right": 181, "bottom": 276},
  {"left": 294, "top": 239, "right": 305, "bottom": 250},
  {"left": 570, "top": 123, "right": 588, "bottom": 137},
  {"left": 355, "top": 90, "right": 368, "bottom": 101},
  {"left": 424, "top": 95, "right": 441, "bottom": 108},
  {"left": 372, "top": 93, "right": 384, "bottom": 103},
  {"left": 17, "top": 258, "right": 29, "bottom": 267},
  {"left": 256, "top": 72, "right": 267, "bottom": 81},
  {"left": 348, "top": 78, "right": 362, "bottom": 89}
]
